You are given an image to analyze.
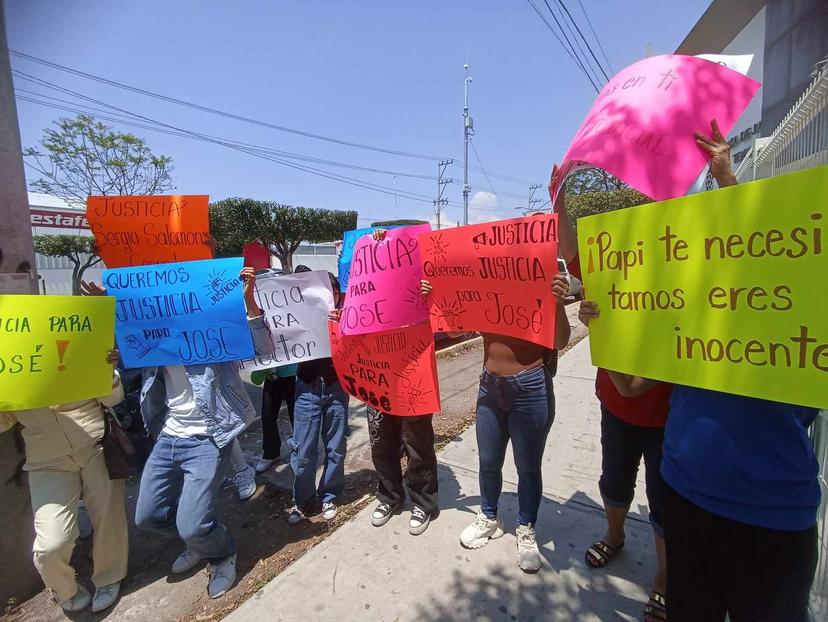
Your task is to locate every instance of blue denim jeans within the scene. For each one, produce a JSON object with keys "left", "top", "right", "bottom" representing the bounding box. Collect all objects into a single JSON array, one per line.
[
  {"left": 289, "top": 379, "right": 349, "bottom": 506},
  {"left": 476, "top": 364, "right": 555, "bottom": 526},
  {"left": 135, "top": 433, "right": 234, "bottom": 561}
]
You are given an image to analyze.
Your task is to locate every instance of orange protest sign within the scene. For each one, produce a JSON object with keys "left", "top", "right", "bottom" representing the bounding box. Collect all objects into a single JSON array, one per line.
[
  {"left": 418, "top": 214, "right": 559, "bottom": 347},
  {"left": 86, "top": 195, "right": 211, "bottom": 268},
  {"left": 330, "top": 320, "right": 440, "bottom": 416}
]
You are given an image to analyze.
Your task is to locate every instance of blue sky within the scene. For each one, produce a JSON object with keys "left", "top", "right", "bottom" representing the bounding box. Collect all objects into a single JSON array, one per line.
[{"left": 8, "top": 0, "right": 711, "bottom": 226}]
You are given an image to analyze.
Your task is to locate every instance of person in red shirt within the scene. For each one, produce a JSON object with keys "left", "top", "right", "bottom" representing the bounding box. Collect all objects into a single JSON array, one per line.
[{"left": 551, "top": 166, "right": 671, "bottom": 622}]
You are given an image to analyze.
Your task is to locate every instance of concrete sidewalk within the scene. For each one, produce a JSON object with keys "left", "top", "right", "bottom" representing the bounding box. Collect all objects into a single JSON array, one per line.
[{"left": 227, "top": 337, "right": 657, "bottom": 622}]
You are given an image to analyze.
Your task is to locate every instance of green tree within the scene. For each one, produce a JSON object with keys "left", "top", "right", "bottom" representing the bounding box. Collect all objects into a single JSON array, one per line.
[
  {"left": 209, "top": 198, "right": 357, "bottom": 271},
  {"left": 566, "top": 189, "right": 651, "bottom": 232},
  {"left": 33, "top": 235, "right": 101, "bottom": 295},
  {"left": 370, "top": 219, "right": 428, "bottom": 227},
  {"left": 24, "top": 114, "right": 174, "bottom": 204},
  {"left": 565, "top": 167, "right": 626, "bottom": 194}
]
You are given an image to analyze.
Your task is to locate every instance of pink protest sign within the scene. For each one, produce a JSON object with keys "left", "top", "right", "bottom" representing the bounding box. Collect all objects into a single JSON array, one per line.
[
  {"left": 553, "top": 55, "right": 760, "bottom": 202},
  {"left": 340, "top": 224, "right": 431, "bottom": 336}
]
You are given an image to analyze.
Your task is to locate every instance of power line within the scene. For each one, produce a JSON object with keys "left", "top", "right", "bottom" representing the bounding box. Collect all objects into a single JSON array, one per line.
[
  {"left": 524, "top": 0, "right": 601, "bottom": 93},
  {"left": 12, "top": 49, "right": 541, "bottom": 187},
  {"left": 553, "top": 0, "right": 611, "bottom": 82},
  {"left": 575, "top": 0, "right": 613, "bottom": 74},
  {"left": 14, "top": 70, "right": 447, "bottom": 206},
  {"left": 547, "top": 0, "right": 606, "bottom": 87},
  {"left": 470, "top": 140, "right": 505, "bottom": 211}
]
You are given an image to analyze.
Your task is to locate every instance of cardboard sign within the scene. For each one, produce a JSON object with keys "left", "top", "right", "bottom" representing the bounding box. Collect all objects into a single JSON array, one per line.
[
  {"left": 238, "top": 271, "right": 334, "bottom": 370},
  {"left": 419, "top": 215, "right": 559, "bottom": 346},
  {"left": 0, "top": 273, "right": 34, "bottom": 294},
  {"left": 340, "top": 224, "right": 430, "bottom": 336},
  {"left": 553, "top": 55, "right": 760, "bottom": 202},
  {"left": 330, "top": 320, "right": 440, "bottom": 416},
  {"left": 87, "top": 195, "right": 211, "bottom": 268},
  {"left": 577, "top": 165, "right": 828, "bottom": 410},
  {"left": 243, "top": 242, "right": 271, "bottom": 269},
  {"left": 0, "top": 295, "right": 116, "bottom": 411},
  {"left": 104, "top": 257, "right": 254, "bottom": 368},
  {"left": 338, "top": 225, "right": 403, "bottom": 291}
]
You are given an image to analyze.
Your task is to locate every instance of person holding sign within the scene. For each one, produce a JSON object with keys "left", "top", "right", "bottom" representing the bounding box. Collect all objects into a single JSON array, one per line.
[
  {"left": 551, "top": 166, "right": 672, "bottom": 621},
  {"left": 0, "top": 350, "right": 127, "bottom": 614},
  {"left": 115, "top": 267, "right": 273, "bottom": 600},
  {"left": 421, "top": 268, "right": 571, "bottom": 572},
  {"left": 357, "top": 230, "right": 439, "bottom": 535},
  {"left": 286, "top": 270, "right": 350, "bottom": 525},
  {"left": 657, "top": 127, "right": 819, "bottom": 622}
]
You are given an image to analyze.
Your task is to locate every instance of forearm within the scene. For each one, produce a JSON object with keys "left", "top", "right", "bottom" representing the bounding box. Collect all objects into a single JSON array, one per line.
[
  {"left": 606, "top": 370, "right": 658, "bottom": 397},
  {"left": 555, "top": 201, "right": 579, "bottom": 262},
  {"left": 553, "top": 301, "right": 571, "bottom": 349}
]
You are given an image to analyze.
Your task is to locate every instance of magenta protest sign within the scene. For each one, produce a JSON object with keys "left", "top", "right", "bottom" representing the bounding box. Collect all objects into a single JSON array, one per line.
[
  {"left": 552, "top": 55, "right": 760, "bottom": 202},
  {"left": 340, "top": 224, "right": 431, "bottom": 336}
]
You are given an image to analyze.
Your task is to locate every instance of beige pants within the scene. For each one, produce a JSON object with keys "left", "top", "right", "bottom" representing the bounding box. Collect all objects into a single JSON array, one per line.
[{"left": 28, "top": 444, "right": 128, "bottom": 600}]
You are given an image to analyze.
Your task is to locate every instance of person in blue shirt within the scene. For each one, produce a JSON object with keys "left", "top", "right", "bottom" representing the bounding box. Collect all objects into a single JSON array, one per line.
[{"left": 626, "top": 122, "right": 820, "bottom": 622}]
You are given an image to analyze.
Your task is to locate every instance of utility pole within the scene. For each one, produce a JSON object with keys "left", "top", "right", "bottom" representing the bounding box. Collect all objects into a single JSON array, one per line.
[
  {"left": 433, "top": 159, "right": 453, "bottom": 230},
  {"left": 527, "top": 184, "right": 542, "bottom": 212},
  {"left": 462, "top": 64, "right": 473, "bottom": 226}
]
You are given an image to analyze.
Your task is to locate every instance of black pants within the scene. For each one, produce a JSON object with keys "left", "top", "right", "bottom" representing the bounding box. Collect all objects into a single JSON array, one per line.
[
  {"left": 367, "top": 409, "right": 438, "bottom": 515},
  {"left": 598, "top": 406, "right": 664, "bottom": 534},
  {"left": 261, "top": 375, "right": 296, "bottom": 460},
  {"left": 662, "top": 482, "right": 818, "bottom": 622}
]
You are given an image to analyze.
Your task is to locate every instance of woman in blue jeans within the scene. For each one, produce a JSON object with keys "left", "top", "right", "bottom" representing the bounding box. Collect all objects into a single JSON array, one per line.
[
  {"left": 421, "top": 272, "right": 571, "bottom": 572},
  {"left": 287, "top": 272, "right": 350, "bottom": 525}
]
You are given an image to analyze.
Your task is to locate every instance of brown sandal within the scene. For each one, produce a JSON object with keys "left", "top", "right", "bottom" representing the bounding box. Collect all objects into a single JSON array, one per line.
[
  {"left": 584, "top": 540, "right": 624, "bottom": 568},
  {"left": 644, "top": 590, "right": 667, "bottom": 621}
]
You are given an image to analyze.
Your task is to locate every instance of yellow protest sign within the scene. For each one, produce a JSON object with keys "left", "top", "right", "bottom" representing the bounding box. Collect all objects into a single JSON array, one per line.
[
  {"left": 0, "top": 295, "right": 116, "bottom": 411},
  {"left": 577, "top": 165, "right": 828, "bottom": 409}
]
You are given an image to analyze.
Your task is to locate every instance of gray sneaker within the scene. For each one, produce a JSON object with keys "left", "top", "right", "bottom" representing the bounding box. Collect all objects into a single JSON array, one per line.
[
  {"left": 207, "top": 553, "right": 237, "bottom": 599},
  {"left": 91, "top": 582, "right": 120, "bottom": 613},
  {"left": 516, "top": 524, "right": 542, "bottom": 573},
  {"left": 171, "top": 548, "right": 203, "bottom": 574},
  {"left": 460, "top": 512, "right": 504, "bottom": 549},
  {"left": 59, "top": 584, "right": 91, "bottom": 612},
  {"left": 233, "top": 465, "right": 257, "bottom": 501}
]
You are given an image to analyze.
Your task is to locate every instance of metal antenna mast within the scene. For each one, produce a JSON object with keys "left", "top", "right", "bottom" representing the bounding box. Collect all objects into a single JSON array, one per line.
[
  {"left": 434, "top": 159, "right": 454, "bottom": 230},
  {"left": 462, "top": 64, "right": 473, "bottom": 225}
]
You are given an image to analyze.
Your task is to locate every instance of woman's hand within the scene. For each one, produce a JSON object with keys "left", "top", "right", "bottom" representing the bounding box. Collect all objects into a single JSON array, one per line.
[
  {"left": 578, "top": 300, "right": 599, "bottom": 327},
  {"left": 239, "top": 267, "right": 262, "bottom": 317},
  {"left": 105, "top": 349, "right": 120, "bottom": 366},
  {"left": 420, "top": 279, "right": 433, "bottom": 296},
  {"left": 551, "top": 272, "right": 569, "bottom": 302},
  {"left": 695, "top": 119, "right": 736, "bottom": 187},
  {"left": 372, "top": 229, "right": 387, "bottom": 242},
  {"left": 80, "top": 281, "right": 107, "bottom": 296},
  {"left": 329, "top": 308, "right": 342, "bottom": 323}
]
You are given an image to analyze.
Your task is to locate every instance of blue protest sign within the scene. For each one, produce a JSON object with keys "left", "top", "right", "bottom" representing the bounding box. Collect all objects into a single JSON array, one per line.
[
  {"left": 338, "top": 225, "right": 403, "bottom": 291},
  {"left": 104, "top": 257, "right": 255, "bottom": 368}
]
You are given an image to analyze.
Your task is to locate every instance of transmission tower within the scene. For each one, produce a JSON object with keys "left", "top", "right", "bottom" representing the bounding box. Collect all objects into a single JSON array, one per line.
[
  {"left": 462, "top": 64, "right": 473, "bottom": 226},
  {"left": 434, "top": 159, "right": 454, "bottom": 230},
  {"left": 527, "top": 184, "right": 542, "bottom": 212}
]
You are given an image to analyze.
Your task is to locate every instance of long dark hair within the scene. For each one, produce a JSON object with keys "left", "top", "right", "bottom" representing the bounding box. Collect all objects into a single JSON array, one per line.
[{"left": 328, "top": 272, "right": 342, "bottom": 308}]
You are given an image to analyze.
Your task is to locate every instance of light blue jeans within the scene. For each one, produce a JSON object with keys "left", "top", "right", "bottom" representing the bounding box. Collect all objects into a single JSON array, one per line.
[
  {"left": 135, "top": 433, "right": 234, "bottom": 561},
  {"left": 289, "top": 379, "right": 349, "bottom": 506}
]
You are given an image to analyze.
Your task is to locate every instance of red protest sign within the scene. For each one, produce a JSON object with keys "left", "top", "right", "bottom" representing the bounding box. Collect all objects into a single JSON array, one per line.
[
  {"left": 330, "top": 320, "right": 440, "bottom": 416},
  {"left": 86, "top": 195, "right": 211, "bottom": 268},
  {"left": 418, "top": 214, "right": 559, "bottom": 346},
  {"left": 243, "top": 242, "right": 271, "bottom": 269}
]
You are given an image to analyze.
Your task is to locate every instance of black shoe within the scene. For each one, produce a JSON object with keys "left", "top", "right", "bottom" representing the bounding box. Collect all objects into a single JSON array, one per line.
[
  {"left": 409, "top": 506, "right": 431, "bottom": 535},
  {"left": 371, "top": 501, "right": 401, "bottom": 527}
]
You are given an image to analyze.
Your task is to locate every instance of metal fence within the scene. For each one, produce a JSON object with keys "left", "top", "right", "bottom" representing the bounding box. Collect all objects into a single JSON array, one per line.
[{"left": 736, "top": 61, "right": 828, "bottom": 618}]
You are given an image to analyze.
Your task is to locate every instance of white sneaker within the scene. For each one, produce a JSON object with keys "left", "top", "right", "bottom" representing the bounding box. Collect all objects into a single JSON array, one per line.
[
  {"left": 516, "top": 524, "right": 542, "bottom": 573},
  {"left": 322, "top": 502, "right": 338, "bottom": 521},
  {"left": 207, "top": 553, "right": 237, "bottom": 599},
  {"left": 233, "top": 465, "right": 257, "bottom": 501},
  {"left": 254, "top": 457, "right": 277, "bottom": 474},
  {"left": 91, "top": 582, "right": 120, "bottom": 613},
  {"left": 59, "top": 584, "right": 91, "bottom": 612},
  {"left": 171, "top": 548, "right": 203, "bottom": 574},
  {"left": 460, "top": 512, "right": 504, "bottom": 549}
]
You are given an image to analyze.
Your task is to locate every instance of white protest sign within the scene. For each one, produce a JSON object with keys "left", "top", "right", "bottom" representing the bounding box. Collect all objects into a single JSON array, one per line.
[{"left": 238, "top": 270, "right": 334, "bottom": 371}]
